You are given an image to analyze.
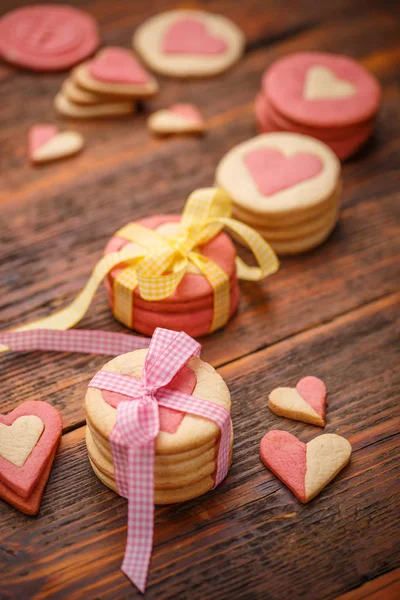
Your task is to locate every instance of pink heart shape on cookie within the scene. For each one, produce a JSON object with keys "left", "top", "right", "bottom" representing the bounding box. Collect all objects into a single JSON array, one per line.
[
  {"left": 0, "top": 401, "right": 62, "bottom": 498},
  {"left": 260, "top": 430, "right": 352, "bottom": 502},
  {"left": 163, "top": 19, "right": 228, "bottom": 55},
  {"left": 244, "top": 148, "right": 323, "bottom": 196},
  {"left": 268, "top": 376, "right": 326, "bottom": 426},
  {"left": 148, "top": 103, "right": 205, "bottom": 136},
  {"left": 102, "top": 365, "right": 197, "bottom": 434},
  {"left": 90, "top": 47, "right": 150, "bottom": 84}
]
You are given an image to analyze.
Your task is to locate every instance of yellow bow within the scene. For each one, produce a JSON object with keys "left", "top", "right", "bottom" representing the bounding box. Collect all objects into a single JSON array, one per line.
[{"left": 0, "top": 188, "right": 278, "bottom": 352}]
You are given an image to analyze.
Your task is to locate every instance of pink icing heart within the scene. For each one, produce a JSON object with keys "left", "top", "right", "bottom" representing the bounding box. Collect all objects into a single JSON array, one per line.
[
  {"left": 89, "top": 47, "right": 149, "bottom": 84},
  {"left": 29, "top": 124, "right": 59, "bottom": 156},
  {"left": 260, "top": 430, "right": 306, "bottom": 501},
  {"left": 296, "top": 376, "right": 326, "bottom": 419},
  {"left": 102, "top": 365, "right": 197, "bottom": 434},
  {"left": 244, "top": 148, "right": 323, "bottom": 196},
  {"left": 163, "top": 19, "right": 227, "bottom": 55},
  {"left": 169, "top": 103, "right": 203, "bottom": 124}
]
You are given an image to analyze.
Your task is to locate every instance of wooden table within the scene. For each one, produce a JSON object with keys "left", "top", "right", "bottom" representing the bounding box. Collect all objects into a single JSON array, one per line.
[{"left": 1, "top": 1, "right": 399, "bottom": 598}]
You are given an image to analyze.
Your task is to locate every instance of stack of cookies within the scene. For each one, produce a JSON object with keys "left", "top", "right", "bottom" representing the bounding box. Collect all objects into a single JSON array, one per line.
[
  {"left": 215, "top": 132, "right": 342, "bottom": 255},
  {"left": 55, "top": 47, "right": 159, "bottom": 119},
  {"left": 84, "top": 349, "right": 233, "bottom": 504},
  {"left": 255, "top": 51, "right": 381, "bottom": 160}
]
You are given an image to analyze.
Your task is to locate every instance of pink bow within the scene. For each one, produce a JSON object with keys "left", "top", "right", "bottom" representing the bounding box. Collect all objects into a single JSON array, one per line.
[{"left": 88, "top": 328, "right": 231, "bottom": 592}]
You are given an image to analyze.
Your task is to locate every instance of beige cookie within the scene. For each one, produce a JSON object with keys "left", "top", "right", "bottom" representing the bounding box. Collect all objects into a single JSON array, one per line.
[
  {"left": 305, "top": 434, "right": 351, "bottom": 501},
  {"left": 74, "top": 55, "right": 158, "bottom": 99},
  {"left": 30, "top": 129, "right": 84, "bottom": 164},
  {"left": 54, "top": 93, "right": 135, "bottom": 119},
  {"left": 268, "top": 388, "right": 325, "bottom": 427},
  {"left": 62, "top": 77, "right": 116, "bottom": 105},
  {"left": 148, "top": 104, "right": 205, "bottom": 135},
  {"left": 254, "top": 205, "right": 339, "bottom": 242},
  {"left": 0, "top": 416, "right": 44, "bottom": 467},
  {"left": 133, "top": 10, "right": 245, "bottom": 78},
  {"left": 267, "top": 210, "right": 338, "bottom": 255},
  {"left": 215, "top": 132, "right": 341, "bottom": 218},
  {"left": 84, "top": 350, "right": 231, "bottom": 455}
]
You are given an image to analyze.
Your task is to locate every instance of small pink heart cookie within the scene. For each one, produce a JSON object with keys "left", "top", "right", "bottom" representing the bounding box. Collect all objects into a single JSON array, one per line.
[
  {"left": 148, "top": 104, "right": 205, "bottom": 136},
  {"left": 268, "top": 376, "right": 326, "bottom": 426},
  {"left": 0, "top": 401, "right": 62, "bottom": 498},
  {"left": 260, "top": 430, "right": 351, "bottom": 502},
  {"left": 29, "top": 125, "right": 84, "bottom": 164},
  {"left": 133, "top": 10, "right": 245, "bottom": 78}
]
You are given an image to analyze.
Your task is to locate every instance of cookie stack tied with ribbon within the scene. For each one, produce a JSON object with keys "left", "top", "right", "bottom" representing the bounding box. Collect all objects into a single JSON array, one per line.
[
  {"left": 255, "top": 52, "right": 381, "bottom": 160},
  {"left": 55, "top": 47, "right": 159, "bottom": 119},
  {"left": 85, "top": 327, "right": 232, "bottom": 591},
  {"left": 215, "top": 132, "right": 341, "bottom": 255}
]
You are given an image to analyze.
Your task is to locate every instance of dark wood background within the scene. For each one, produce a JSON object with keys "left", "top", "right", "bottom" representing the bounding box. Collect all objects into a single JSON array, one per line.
[{"left": 1, "top": 1, "right": 399, "bottom": 598}]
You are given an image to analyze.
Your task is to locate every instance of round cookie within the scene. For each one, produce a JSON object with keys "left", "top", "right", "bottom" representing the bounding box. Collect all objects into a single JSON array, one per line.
[
  {"left": 255, "top": 206, "right": 339, "bottom": 242},
  {"left": 216, "top": 132, "right": 341, "bottom": 218},
  {"left": 263, "top": 52, "right": 381, "bottom": 128},
  {"left": 133, "top": 10, "right": 245, "bottom": 78},
  {"left": 84, "top": 350, "right": 232, "bottom": 455},
  {"left": 267, "top": 210, "right": 338, "bottom": 255},
  {"left": 0, "top": 5, "right": 99, "bottom": 72}
]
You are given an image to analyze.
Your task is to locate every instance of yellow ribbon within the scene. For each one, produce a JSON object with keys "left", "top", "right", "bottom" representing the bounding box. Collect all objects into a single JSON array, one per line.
[{"left": 0, "top": 188, "right": 279, "bottom": 352}]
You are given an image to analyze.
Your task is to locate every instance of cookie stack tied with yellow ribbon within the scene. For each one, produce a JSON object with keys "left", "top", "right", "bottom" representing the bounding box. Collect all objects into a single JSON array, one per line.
[
  {"left": 215, "top": 133, "right": 342, "bottom": 255},
  {"left": 55, "top": 46, "right": 159, "bottom": 119},
  {"left": 84, "top": 347, "right": 233, "bottom": 503}
]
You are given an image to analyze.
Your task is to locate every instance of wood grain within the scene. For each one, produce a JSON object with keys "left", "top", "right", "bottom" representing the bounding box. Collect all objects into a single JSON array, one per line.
[{"left": 1, "top": 0, "right": 400, "bottom": 598}]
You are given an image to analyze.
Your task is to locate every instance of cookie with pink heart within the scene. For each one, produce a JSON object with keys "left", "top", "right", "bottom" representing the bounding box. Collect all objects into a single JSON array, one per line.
[
  {"left": 268, "top": 376, "right": 327, "bottom": 426},
  {"left": 0, "top": 401, "right": 62, "bottom": 514},
  {"left": 74, "top": 47, "right": 159, "bottom": 98},
  {"left": 260, "top": 430, "right": 351, "bottom": 502},
  {"left": 148, "top": 103, "right": 205, "bottom": 135},
  {"left": 215, "top": 132, "right": 341, "bottom": 255},
  {"left": 255, "top": 52, "right": 381, "bottom": 160},
  {"left": 29, "top": 124, "right": 84, "bottom": 164},
  {"left": 133, "top": 10, "right": 245, "bottom": 78}
]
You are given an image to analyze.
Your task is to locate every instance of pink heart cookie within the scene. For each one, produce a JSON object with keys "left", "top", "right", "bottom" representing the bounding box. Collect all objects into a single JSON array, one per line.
[
  {"left": 90, "top": 47, "right": 149, "bottom": 84},
  {"left": 260, "top": 430, "right": 352, "bottom": 502},
  {"left": 29, "top": 124, "right": 84, "bottom": 164},
  {"left": 29, "top": 124, "right": 59, "bottom": 154},
  {"left": 244, "top": 148, "right": 323, "bottom": 196},
  {"left": 148, "top": 103, "right": 205, "bottom": 136},
  {"left": 102, "top": 365, "right": 197, "bottom": 434},
  {"left": 0, "top": 401, "right": 62, "bottom": 498},
  {"left": 163, "top": 19, "right": 227, "bottom": 55},
  {"left": 268, "top": 376, "right": 326, "bottom": 426}
]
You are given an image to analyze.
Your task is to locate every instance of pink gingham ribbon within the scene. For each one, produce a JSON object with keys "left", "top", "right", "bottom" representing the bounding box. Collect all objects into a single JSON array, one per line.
[{"left": 88, "top": 328, "right": 231, "bottom": 593}]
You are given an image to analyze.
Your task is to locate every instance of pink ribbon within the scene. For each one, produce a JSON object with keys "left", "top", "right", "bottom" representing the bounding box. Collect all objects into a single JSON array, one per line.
[{"left": 88, "top": 328, "right": 231, "bottom": 593}]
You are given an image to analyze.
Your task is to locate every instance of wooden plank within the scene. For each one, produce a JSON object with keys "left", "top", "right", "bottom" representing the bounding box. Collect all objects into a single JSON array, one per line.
[
  {"left": 335, "top": 568, "right": 400, "bottom": 600},
  {"left": 1, "top": 293, "right": 399, "bottom": 599}
]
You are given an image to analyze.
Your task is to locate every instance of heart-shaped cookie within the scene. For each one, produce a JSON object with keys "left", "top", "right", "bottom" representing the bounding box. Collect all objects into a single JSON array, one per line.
[
  {"left": 90, "top": 47, "right": 150, "bottom": 84},
  {"left": 244, "top": 148, "right": 323, "bottom": 196},
  {"left": 163, "top": 19, "right": 228, "bottom": 55},
  {"left": 268, "top": 376, "right": 326, "bottom": 426},
  {"left": 304, "top": 65, "right": 356, "bottom": 101},
  {"left": 260, "top": 430, "right": 351, "bottom": 502},
  {"left": 0, "top": 401, "right": 62, "bottom": 498},
  {"left": 29, "top": 124, "right": 84, "bottom": 164},
  {"left": 148, "top": 103, "right": 205, "bottom": 135},
  {"left": 102, "top": 364, "right": 197, "bottom": 434}
]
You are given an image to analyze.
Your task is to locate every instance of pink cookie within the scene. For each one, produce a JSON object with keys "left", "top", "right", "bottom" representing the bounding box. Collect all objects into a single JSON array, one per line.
[
  {"left": 268, "top": 376, "right": 326, "bottom": 426},
  {"left": 0, "top": 401, "right": 62, "bottom": 498},
  {"left": 263, "top": 52, "right": 381, "bottom": 128},
  {"left": 0, "top": 5, "right": 99, "bottom": 71},
  {"left": 260, "top": 430, "right": 352, "bottom": 503},
  {"left": 90, "top": 47, "right": 149, "bottom": 84},
  {"left": 163, "top": 19, "right": 228, "bottom": 55}
]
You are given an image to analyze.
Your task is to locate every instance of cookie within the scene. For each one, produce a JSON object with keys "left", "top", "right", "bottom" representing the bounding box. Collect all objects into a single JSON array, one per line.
[
  {"left": 103, "top": 214, "right": 239, "bottom": 336},
  {"left": 133, "top": 10, "right": 245, "bottom": 78},
  {"left": 0, "top": 5, "right": 99, "bottom": 71},
  {"left": 216, "top": 132, "right": 341, "bottom": 254},
  {"left": 255, "top": 52, "right": 381, "bottom": 160},
  {"left": 268, "top": 376, "right": 326, "bottom": 426},
  {"left": 260, "top": 430, "right": 351, "bottom": 502},
  {"left": 62, "top": 77, "right": 117, "bottom": 105},
  {"left": 148, "top": 104, "right": 205, "bottom": 135},
  {"left": 55, "top": 92, "right": 135, "bottom": 119},
  {"left": 29, "top": 124, "right": 84, "bottom": 164},
  {"left": 0, "top": 401, "right": 62, "bottom": 500},
  {"left": 75, "top": 48, "right": 159, "bottom": 98}
]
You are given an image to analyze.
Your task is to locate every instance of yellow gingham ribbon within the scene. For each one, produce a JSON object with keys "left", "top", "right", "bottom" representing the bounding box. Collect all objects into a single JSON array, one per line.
[{"left": 0, "top": 188, "right": 279, "bottom": 352}]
